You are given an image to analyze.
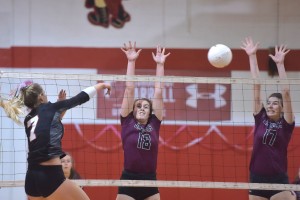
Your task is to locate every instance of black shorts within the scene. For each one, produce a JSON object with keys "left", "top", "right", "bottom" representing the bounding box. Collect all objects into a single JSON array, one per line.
[
  {"left": 118, "top": 170, "right": 159, "bottom": 200},
  {"left": 295, "top": 192, "right": 300, "bottom": 200},
  {"left": 249, "top": 172, "right": 289, "bottom": 199},
  {"left": 25, "top": 164, "right": 66, "bottom": 197}
]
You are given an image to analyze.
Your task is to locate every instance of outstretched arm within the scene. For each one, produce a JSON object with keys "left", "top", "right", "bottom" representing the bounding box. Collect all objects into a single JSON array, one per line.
[
  {"left": 54, "top": 82, "right": 111, "bottom": 112},
  {"left": 152, "top": 45, "right": 170, "bottom": 121},
  {"left": 82, "top": 82, "right": 111, "bottom": 98},
  {"left": 241, "top": 37, "right": 262, "bottom": 115},
  {"left": 93, "top": 82, "right": 111, "bottom": 94},
  {"left": 120, "top": 41, "right": 142, "bottom": 117},
  {"left": 269, "top": 45, "right": 294, "bottom": 124}
]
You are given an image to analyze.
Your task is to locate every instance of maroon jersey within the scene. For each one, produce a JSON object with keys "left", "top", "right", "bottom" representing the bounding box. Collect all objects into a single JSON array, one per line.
[
  {"left": 121, "top": 112, "right": 161, "bottom": 173},
  {"left": 250, "top": 107, "right": 295, "bottom": 176}
]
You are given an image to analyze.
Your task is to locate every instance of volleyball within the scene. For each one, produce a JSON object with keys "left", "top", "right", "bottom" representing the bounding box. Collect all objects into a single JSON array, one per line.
[{"left": 207, "top": 44, "right": 232, "bottom": 68}]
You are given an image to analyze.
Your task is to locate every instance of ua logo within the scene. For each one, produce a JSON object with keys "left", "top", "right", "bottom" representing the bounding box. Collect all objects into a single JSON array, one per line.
[{"left": 186, "top": 84, "right": 227, "bottom": 108}]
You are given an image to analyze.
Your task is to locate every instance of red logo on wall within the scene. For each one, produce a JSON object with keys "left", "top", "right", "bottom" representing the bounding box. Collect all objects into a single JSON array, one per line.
[{"left": 97, "top": 70, "right": 231, "bottom": 122}]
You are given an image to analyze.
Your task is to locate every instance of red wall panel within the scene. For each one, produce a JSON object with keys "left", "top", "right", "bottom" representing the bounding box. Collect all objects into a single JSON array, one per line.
[{"left": 62, "top": 124, "right": 300, "bottom": 200}]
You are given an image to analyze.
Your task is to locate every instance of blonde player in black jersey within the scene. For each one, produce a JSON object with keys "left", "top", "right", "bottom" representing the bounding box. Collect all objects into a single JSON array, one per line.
[{"left": 0, "top": 81, "right": 111, "bottom": 200}]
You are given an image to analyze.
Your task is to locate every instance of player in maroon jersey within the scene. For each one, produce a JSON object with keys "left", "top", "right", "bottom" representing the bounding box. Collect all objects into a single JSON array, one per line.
[
  {"left": 242, "top": 37, "right": 296, "bottom": 200},
  {"left": 116, "top": 41, "right": 170, "bottom": 200}
]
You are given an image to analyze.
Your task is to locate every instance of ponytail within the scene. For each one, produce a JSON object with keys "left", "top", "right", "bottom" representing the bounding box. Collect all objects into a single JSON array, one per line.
[
  {"left": 0, "top": 96, "right": 24, "bottom": 125},
  {"left": 0, "top": 80, "right": 34, "bottom": 125}
]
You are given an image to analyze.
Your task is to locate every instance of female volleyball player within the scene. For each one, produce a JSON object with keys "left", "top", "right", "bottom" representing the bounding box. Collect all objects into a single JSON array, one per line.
[
  {"left": 61, "top": 153, "right": 82, "bottom": 180},
  {"left": 242, "top": 37, "right": 296, "bottom": 200},
  {"left": 0, "top": 81, "right": 111, "bottom": 200},
  {"left": 116, "top": 41, "right": 170, "bottom": 200}
]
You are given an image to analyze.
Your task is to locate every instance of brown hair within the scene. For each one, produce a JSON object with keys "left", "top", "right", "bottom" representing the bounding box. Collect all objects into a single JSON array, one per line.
[
  {"left": 19, "top": 83, "right": 43, "bottom": 109},
  {"left": 268, "top": 93, "right": 283, "bottom": 107},
  {"left": 62, "top": 152, "right": 82, "bottom": 179},
  {"left": 133, "top": 98, "right": 153, "bottom": 116}
]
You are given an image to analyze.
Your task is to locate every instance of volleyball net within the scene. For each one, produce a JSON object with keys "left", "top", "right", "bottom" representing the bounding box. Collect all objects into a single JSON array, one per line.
[{"left": 0, "top": 70, "right": 300, "bottom": 193}]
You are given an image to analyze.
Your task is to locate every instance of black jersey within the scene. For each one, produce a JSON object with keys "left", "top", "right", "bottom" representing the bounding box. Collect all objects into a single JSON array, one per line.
[{"left": 24, "top": 91, "right": 89, "bottom": 165}]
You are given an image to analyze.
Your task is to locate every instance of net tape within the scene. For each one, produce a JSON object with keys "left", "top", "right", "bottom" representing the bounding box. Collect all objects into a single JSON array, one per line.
[
  {"left": 1, "top": 180, "right": 300, "bottom": 191},
  {"left": 1, "top": 71, "right": 300, "bottom": 85}
]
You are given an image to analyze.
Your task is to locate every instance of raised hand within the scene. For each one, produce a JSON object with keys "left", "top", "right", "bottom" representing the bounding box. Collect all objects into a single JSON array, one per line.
[
  {"left": 121, "top": 41, "right": 142, "bottom": 61},
  {"left": 269, "top": 45, "right": 290, "bottom": 65},
  {"left": 57, "top": 89, "right": 66, "bottom": 101},
  {"left": 152, "top": 45, "right": 171, "bottom": 65},
  {"left": 103, "top": 83, "right": 111, "bottom": 95},
  {"left": 57, "top": 89, "right": 67, "bottom": 119},
  {"left": 97, "top": 82, "right": 111, "bottom": 95},
  {"left": 241, "top": 37, "right": 259, "bottom": 56}
]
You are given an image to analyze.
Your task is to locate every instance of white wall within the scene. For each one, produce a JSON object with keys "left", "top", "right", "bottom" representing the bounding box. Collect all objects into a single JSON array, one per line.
[{"left": 0, "top": 0, "right": 299, "bottom": 48}]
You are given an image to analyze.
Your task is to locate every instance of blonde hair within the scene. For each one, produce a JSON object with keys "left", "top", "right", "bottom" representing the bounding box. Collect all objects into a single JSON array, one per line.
[
  {"left": 0, "top": 97, "right": 24, "bottom": 125},
  {"left": 0, "top": 81, "right": 43, "bottom": 125}
]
